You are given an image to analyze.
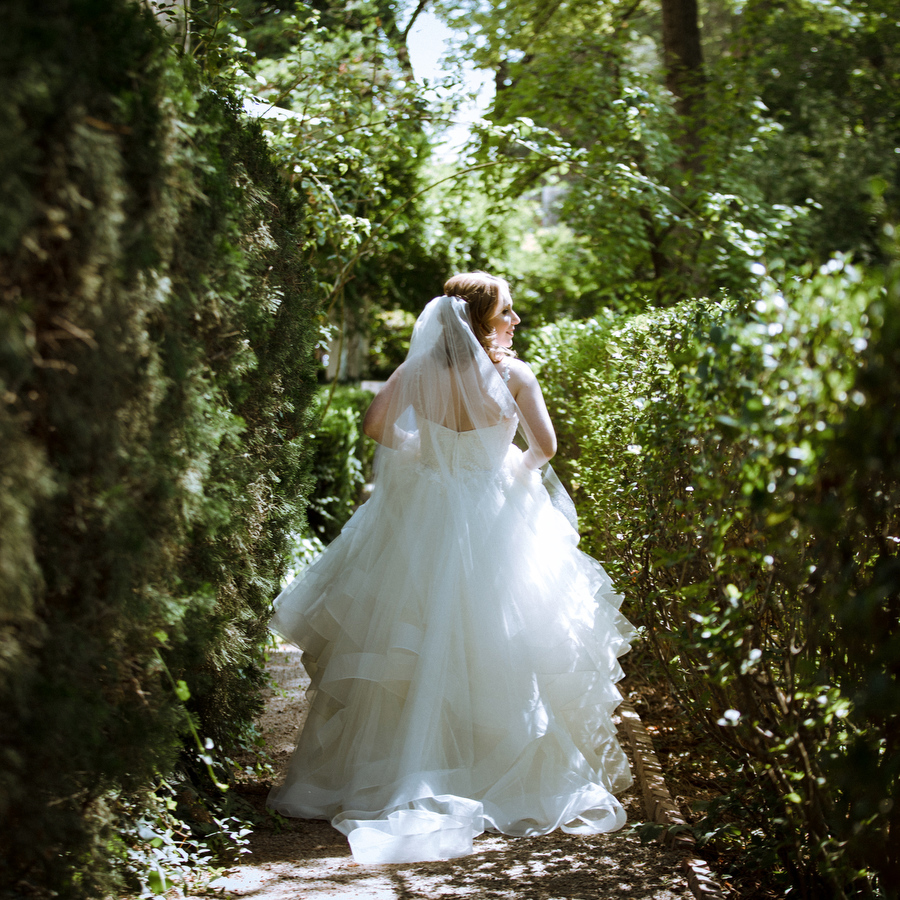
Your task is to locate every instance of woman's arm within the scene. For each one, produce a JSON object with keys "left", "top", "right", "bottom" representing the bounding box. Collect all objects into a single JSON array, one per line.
[
  {"left": 362, "top": 364, "right": 405, "bottom": 445},
  {"left": 506, "top": 360, "right": 557, "bottom": 469}
]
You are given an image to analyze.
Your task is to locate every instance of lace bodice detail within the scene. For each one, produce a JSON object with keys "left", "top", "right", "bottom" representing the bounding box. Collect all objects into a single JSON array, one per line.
[{"left": 417, "top": 417, "right": 518, "bottom": 475}]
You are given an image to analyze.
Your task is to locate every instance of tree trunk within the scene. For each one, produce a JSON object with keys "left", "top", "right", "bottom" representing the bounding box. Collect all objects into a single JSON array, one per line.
[{"left": 660, "top": 0, "right": 705, "bottom": 157}]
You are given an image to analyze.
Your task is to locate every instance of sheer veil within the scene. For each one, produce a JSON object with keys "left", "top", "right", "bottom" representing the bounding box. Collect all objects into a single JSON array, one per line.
[
  {"left": 372, "top": 293, "right": 577, "bottom": 528},
  {"left": 374, "top": 294, "right": 515, "bottom": 439}
]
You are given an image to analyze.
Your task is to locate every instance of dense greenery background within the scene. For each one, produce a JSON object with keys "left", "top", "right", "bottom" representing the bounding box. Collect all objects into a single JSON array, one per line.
[
  {"left": 0, "top": 1, "right": 319, "bottom": 895},
  {"left": 0, "top": 0, "right": 897, "bottom": 897},
  {"left": 529, "top": 260, "right": 899, "bottom": 897}
]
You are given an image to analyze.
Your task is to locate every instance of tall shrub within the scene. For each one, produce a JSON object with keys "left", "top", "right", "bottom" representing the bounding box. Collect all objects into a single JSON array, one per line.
[
  {"left": 305, "top": 385, "right": 376, "bottom": 544},
  {"left": 531, "top": 260, "right": 899, "bottom": 896},
  {"left": 0, "top": 1, "right": 318, "bottom": 895}
]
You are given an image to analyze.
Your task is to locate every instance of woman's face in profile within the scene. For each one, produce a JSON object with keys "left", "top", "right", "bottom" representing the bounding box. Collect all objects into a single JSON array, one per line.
[{"left": 487, "top": 285, "right": 521, "bottom": 350}]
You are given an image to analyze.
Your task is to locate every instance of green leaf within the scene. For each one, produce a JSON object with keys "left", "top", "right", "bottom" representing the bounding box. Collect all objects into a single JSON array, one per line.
[{"left": 147, "top": 867, "right": 168, "bottom": 895}]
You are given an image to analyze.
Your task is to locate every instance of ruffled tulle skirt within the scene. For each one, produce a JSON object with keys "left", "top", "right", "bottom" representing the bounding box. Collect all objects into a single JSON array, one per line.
[{"left": 267, "top": 448, "right": 636, "bottom": 864}]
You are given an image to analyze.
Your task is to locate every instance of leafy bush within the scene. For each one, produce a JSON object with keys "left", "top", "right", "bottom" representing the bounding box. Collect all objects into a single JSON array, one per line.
[
  {"left": 0, "top": 1, "right": 318, "bottom": 895},
  {"left": 306, "top": 384, "right": 376, "bottom": 543},
  {"left": 531, "top": 258, "right": 899, "bottom": 896}
]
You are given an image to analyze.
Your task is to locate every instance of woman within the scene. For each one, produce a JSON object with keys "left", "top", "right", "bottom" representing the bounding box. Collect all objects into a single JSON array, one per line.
[{"left": 267, "top": 272, "right": 635, "bottom": 865}]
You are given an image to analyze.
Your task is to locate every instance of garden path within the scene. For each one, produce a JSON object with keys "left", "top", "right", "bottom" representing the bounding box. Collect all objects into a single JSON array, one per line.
[{"left": 185, "top": 647, "right": 695, "bottom": 900}]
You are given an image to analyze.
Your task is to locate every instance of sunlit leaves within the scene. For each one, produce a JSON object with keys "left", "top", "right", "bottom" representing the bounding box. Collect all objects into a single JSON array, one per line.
[
  {"left": 180, "top": 4, "right": 440, "bottom": 319},
  {"left": 530, "top": 256, "right": 898, "bottom": 893}
]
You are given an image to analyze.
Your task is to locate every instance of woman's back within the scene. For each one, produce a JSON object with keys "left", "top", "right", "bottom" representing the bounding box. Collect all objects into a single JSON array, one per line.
[{"left": 416, "top": 416, "right": 517, "bottom": 476}]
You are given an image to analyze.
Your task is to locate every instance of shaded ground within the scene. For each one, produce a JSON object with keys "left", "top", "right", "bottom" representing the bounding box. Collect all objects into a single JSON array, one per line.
[
  {"left": 624, "top": 663, "right": 776, "bottom": 900},
  {"left": 185, "top": 647, "right": 696, "bottom": 899}
]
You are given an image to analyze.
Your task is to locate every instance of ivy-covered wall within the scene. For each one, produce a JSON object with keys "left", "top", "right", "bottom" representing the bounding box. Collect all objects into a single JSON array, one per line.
[{"left": 0, "top": 1, "right": 319, "bottom": 895}]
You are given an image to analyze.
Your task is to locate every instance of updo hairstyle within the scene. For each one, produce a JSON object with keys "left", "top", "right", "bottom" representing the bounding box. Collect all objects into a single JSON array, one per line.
[{"left": 443, "top": 271, "right": 516, "bottom": 362}]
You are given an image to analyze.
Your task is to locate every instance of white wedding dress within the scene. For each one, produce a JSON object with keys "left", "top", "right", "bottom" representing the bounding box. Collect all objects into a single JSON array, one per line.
[{"left": 267, "top": 296, "right": 635, "bottom": 865}]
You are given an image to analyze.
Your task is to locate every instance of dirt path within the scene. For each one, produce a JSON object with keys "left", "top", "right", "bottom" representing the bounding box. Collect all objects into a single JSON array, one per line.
[{"left": 192, "top": 647, "right": 694, "bottom": 900}]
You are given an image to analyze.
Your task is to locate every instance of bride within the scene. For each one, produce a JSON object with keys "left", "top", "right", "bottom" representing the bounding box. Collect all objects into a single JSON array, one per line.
[{"left": 267, "top": 272, "right": 636, "bottom": 864}]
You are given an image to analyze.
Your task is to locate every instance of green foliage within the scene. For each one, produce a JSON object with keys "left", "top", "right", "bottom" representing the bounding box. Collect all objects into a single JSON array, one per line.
[
  {"left": 432, "top": 0, "right": 898, "bottom": 312},
  {"left": 738, "top": 0, "right": 900, "bottom": 263},
  {"left": 152, "top": 1, "right": 464, "bottom": 381},
  {"left": 228, "top": 4, "right": 450, "bottom": 338},
  {"left": 531, "top": 257, "right": 900, "bottom": 895},
  {"left": 417, "top": 160, "right": 602, "bottom": 338},
  {"left": 437, "top": 0, "right": 812, "bottom": 309},
  {"left": 103, "top": 775, "right": 253, "bottom": 898},
  {"left": 306, "top": 385, "right": 375, "bottom": 543},
  {"left": 0, "top": 1, "right": 318, "bottom": 895}
]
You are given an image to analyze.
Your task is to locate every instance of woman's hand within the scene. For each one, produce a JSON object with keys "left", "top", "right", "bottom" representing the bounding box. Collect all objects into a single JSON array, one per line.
[{"left": 506, "top": 445, "right": 541, "bottom": 487}]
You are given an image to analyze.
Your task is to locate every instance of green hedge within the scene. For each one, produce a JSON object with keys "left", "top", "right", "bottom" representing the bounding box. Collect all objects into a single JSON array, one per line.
[
  {"left": 0, "top": 2, "right": 318, "bottom": 895},
  {"left": 531, "top": 259, "right": 899, "bottom": 896},
  {"left": 306, "top": 384, "right": 376, "bottom": 544}
]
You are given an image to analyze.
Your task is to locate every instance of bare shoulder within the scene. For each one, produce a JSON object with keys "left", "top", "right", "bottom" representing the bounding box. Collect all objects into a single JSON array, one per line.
[
  {"left": 363, "top": 361, "right": 406, "bottom": 439},
  {"left": 504, "top": 358, "right": 540, "bottom": 393},
  {"left": 379, "top": 361, "right": 407, "bottom": 393},
  {"left": 387, "top": 360, "right": 407, "bottom": 381}
]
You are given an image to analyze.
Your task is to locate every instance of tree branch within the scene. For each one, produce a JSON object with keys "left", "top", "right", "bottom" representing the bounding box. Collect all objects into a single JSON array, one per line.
[{"left": 401, "top": 0, "right": 430, "bottom": 44}]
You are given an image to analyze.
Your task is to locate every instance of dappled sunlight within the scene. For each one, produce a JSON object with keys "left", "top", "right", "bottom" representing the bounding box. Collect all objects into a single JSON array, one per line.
[
  {"left": 217, "top": 620, "right": 695, "bottom": 899},
  {"left": 6, "top": 0, "right": 896, "bottom": 896},
  {"left": 202, "top": 823, "right": 690, "bottom": 900}
]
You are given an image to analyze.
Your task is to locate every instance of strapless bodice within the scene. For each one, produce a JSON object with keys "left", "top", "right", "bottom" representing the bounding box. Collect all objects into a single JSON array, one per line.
[{"left": 416, "top": 417, "right": 518, "bottom": 475}]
